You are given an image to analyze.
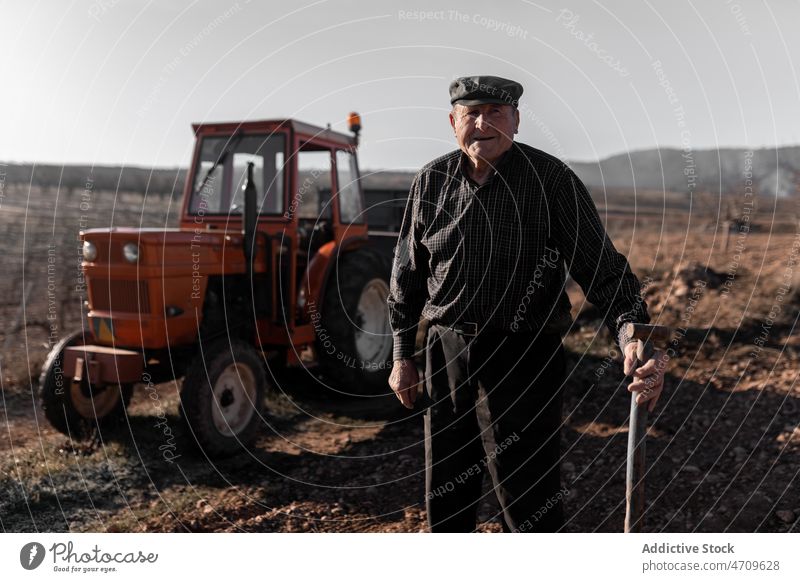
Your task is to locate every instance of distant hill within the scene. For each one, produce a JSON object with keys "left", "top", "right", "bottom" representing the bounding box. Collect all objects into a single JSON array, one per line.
[
  {"left": 0, "top": 163, "right": 186, "bottom": 197},
  {"left": 3, "top": 144, "right": 798, "bottom": 198},
  {"left": 569, "top": 146, "right": 800, "bottom": 198}
]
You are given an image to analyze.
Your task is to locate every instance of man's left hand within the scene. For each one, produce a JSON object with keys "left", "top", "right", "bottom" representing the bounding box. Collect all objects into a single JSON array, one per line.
[{"left": 623, "top": 344, "right": 668, "bottom": 412}]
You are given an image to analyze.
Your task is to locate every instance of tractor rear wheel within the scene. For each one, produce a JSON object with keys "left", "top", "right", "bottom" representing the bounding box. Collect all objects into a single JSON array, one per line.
[
  {"left": 179, "top": 340, "right": 267, "bottom": 457},
  {"left": 317, "top": 247, "right": 393, "bottom": 394},
  {"left": 39, "top": 330, "right": 132, "bottom": 439}
]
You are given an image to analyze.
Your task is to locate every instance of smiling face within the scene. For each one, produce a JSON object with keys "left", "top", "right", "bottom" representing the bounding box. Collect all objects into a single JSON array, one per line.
[{"left": 449, "top": 102, "right": 520, "bottom": 168}]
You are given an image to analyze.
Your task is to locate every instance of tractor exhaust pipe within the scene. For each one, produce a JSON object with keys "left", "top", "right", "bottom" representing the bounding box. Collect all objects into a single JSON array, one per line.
[{"left": 242, "top": 162, "right": 257, "bottom": 306}]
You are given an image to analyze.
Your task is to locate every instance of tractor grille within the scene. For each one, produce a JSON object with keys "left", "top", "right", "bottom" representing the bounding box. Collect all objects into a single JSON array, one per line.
[{"left": 90, "top": 279, "right": 150, "bottom": 313}]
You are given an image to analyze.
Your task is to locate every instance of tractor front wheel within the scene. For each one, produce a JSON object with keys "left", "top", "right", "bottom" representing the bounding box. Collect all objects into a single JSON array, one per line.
[
  {"left": 179, "top": 341, "right": 267, "bottom": 457},
  {"left": 39, "top": 330, "right": 132, "bottom": 439}
]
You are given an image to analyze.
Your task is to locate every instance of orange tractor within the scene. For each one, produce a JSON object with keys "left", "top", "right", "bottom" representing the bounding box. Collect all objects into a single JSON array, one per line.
[{"left": 39, "top": 115, "right": 397, "bottom": 456}]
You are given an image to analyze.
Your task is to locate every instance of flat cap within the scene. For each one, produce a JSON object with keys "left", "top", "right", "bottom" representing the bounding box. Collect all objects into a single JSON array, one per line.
[{"left": 449, "top": 75, "right": 523, "bottom": 107}]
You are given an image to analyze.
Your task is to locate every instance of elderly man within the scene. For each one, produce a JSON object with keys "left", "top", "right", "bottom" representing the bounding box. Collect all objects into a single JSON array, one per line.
[{"left": 387, "top": 75, "right": 666, "bottom": 533}]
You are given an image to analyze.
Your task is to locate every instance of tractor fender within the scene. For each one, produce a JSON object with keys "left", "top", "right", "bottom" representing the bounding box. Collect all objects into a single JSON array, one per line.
[{"left": 303, "top": 235, "right": 368, "bottom": 319}]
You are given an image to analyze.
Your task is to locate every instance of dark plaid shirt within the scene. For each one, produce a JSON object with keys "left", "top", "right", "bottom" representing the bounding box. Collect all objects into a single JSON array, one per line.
[{"left": 387, "top": 141, "right": 650, "bottom": 360}]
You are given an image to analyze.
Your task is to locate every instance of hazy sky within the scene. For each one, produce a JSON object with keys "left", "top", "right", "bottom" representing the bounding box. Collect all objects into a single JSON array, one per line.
[{"left": 2, "top": 0, "right": 799, "bottom": 171}]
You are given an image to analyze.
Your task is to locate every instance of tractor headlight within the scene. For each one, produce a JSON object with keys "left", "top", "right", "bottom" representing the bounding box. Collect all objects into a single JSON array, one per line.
[
  {"left": 82, "top": 241, "right": 97, "bottom": 262},
  {"left": 122, "top": 243, "right": 140, "bottom": 263}
]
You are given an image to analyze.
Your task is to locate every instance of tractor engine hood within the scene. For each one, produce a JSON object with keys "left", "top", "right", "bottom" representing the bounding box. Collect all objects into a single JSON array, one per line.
[{"left": 79, "top": 227, "right": 267, "bottom": 349}]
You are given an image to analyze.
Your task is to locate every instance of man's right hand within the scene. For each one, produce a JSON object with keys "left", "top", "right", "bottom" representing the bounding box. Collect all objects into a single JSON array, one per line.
[{"left": 389, "top": 359, "right": 419, "bottom": 409}]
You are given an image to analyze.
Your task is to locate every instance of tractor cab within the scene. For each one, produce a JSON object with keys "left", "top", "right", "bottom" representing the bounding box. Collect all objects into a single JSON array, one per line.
[{"left": 178, "top": 118, "right": 371, "bottom": 341}]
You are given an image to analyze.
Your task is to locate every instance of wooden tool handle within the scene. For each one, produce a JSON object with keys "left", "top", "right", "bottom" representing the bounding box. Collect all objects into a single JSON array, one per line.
[{"left": 624, "top": 339, "right": 653, "bottom": 533}]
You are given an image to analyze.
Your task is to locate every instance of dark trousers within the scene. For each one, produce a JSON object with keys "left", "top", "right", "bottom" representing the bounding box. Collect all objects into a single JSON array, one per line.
[{"left": 423, "top": 324, "right": 567, "bottom": 532}]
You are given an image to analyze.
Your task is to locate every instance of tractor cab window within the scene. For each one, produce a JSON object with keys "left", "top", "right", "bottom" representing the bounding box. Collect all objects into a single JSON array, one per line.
[
  {"left": 336, "top": 150, "right": 364, "bottom": 224},
  {"left": 189, "top": 134, "right": 285, "bottom": 215},
  {"left": 294, "top": 148, "right": 335, "bottom": 259},
  {"left": 295, "top": 149, "right": 333, "bottom": 221}
]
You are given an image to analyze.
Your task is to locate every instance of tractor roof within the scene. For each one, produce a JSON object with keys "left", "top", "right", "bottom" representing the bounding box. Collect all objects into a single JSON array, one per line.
[{"left": 191, "top": 118, "right": 356, "bottom": 146}]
